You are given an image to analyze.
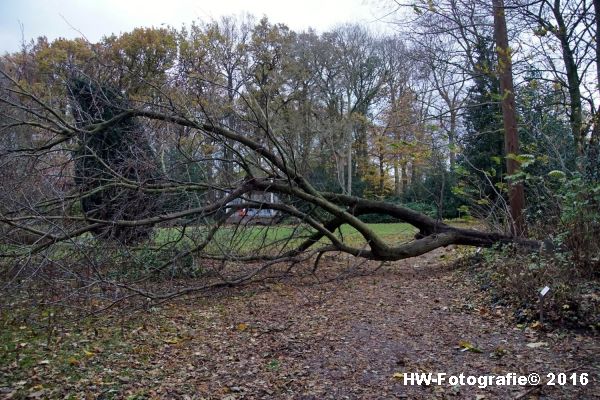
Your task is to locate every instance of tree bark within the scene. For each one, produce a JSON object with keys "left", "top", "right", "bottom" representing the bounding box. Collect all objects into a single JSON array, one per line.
[
  {"left": 493, "top": 0, "right": 526, "bottom": 236},
  {"left": 401, "top": 161, "right": 408, "bottom": 192},
  {"left": 551, "top": 1, "right": 585, "bottom": 160},
  {"left": 379, "top": 157, "right": 385, "bottom": 195},
  {"left": 449, "top": 111, "right": 457, "bottom": 170},
  {"left": 347, "top": 136, "right": 352, "bottom": 195},
  {"left": 394, "top": 158, "right": 401, "bottom": 196},
  {"left": 589, "top": 0, "right": 600, "bottom": 176}
]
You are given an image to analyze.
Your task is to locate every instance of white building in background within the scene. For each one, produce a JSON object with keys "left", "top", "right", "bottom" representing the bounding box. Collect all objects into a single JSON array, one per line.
[{"left": 226, "top": 191, "right": 282, "bottom": 225}]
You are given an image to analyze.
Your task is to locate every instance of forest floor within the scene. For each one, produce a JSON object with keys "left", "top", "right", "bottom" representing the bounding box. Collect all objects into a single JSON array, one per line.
[{"left": 1, "top": 247, "right": 599, "bottom": 399}]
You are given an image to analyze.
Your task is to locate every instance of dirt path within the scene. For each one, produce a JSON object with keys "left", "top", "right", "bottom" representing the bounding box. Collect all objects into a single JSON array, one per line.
[
  {"left": 120, "top": 250, "right": 598, "bottom": 399},
  {"left": 2, "top": 250, "right": 598, "bottom": 399}
]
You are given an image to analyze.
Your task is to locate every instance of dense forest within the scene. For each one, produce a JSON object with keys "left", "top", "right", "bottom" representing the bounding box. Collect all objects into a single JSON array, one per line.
[
  {"left": 2, "top": 5, "right": 598, "bottom": 213},
  {"left": 0, "top": 0, "right": 598, "bottom": 397}
]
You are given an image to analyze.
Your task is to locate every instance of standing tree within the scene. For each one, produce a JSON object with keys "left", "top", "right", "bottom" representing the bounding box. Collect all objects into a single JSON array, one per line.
[
  {"left": 512, "top": 0, "right": 597, "bottom": 169},
  {"left": 492, "top": 0, "right": 525, "bottom": 235},
  {"left": 70, "top": 77, "right": 160, "bottom": 243}
]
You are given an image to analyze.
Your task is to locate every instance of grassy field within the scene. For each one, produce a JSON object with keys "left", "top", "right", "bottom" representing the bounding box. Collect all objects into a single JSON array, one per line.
[
  {"left": 0, "top": 221, "right": 470, "bottom": 282},
  {"left": 153, "top": 222, "right": 419, "bottom": 255}
]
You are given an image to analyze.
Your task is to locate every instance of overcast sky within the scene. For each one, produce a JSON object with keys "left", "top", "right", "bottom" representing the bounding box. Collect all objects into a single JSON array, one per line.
[{"left": 0, "top": 0, "right": 395, "bottom": 53}]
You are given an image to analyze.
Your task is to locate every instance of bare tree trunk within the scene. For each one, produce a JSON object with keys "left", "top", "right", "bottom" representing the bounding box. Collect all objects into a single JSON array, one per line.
[
  {"left": 223, "top": 74, "right": 236, "bottom": 185},
  {"left": 347, "top": 136, "right": 352, "bottom": 196},
  {"left": 493, "top": 0, "right": 526, "bottom": 236},
  {"left": 589, "top": 0, "right": 600, "bottom": 175},
  {"left": 553, "top": 7, "right": 585, "bottom": 161},
  {"left": 449, "top": 111, "right": 457, "bottom": 170},
  {"left": 595, "top": 0, "right": 600, "bottom": 93},
  {"left": 336, "top": 151, "right": 346, "bottom": 193},
  {"left": 401, "top": 161, "right": 408, "bottom": 192},
  {"left": 394, "top": 159, "right": 401, "bottom": 196},
  {"left": 411, "top": 161, "right": 420, "bottom": 186},
  {"left": 379, "top": 156, "right": 385, "bottom": 195}
]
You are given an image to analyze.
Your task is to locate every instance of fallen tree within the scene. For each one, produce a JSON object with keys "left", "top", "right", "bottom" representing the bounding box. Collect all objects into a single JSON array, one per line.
[{"left": 0, "top": 69, "right": 543, "bottom": 307}]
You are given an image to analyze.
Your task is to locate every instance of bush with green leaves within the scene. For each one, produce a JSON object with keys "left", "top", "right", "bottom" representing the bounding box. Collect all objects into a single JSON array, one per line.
[{"left": 549, "top": 174, "right": 600, "bottom": 274}]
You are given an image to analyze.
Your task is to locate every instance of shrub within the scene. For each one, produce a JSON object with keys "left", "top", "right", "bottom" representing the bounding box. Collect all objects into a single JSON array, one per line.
[
  {"left": 469, "top": 245, "right": 599, "bottom": 330},
  {"left": 105, "top": 244, "right": 198, "bottom": 280}
]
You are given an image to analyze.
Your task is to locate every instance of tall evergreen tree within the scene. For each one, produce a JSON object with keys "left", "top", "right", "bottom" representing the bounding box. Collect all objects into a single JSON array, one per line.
[{"left": 460, "top": 36, "right": 505, "bottom": 187}]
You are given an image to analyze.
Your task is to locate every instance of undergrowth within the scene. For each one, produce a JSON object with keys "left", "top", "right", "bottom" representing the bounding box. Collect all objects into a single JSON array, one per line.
[{"left": 462, "top": 245, "right": 599, "bottom": 331}]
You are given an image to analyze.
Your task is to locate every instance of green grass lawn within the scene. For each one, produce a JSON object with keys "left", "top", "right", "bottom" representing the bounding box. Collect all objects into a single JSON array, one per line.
[
  {"left": 153, "top": 222, "right": 419, "bottom": 256},
  {"left": 0, "top": 220, "right": 471, "bottom": 271},
  {"left": 335, "top": 222, "right": 417, "bottom": 245}
]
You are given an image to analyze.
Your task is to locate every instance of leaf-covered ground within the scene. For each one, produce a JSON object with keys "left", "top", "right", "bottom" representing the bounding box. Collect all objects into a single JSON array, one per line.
[{"left": 1, "top": 248, "right": 599, "bottom": 399}]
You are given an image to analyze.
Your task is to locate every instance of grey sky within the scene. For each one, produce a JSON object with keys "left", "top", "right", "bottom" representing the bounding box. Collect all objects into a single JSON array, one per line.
[{"left": 0, "top": 0, "right": 394, "bottom": 53}]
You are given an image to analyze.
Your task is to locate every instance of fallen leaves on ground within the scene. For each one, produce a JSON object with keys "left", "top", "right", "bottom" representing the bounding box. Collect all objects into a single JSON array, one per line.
[{"left": 1, "top": 248, "right": 598, "bottom": 399}]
